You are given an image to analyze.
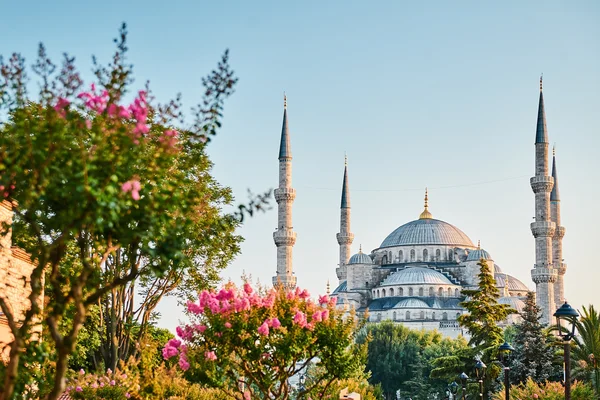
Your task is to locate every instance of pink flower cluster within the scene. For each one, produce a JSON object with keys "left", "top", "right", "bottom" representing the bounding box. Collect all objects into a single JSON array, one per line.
[
  {"left": 121, "top": 179, "right": 141, "bottom": 200},
  {"left": 77, "top": 84, "right": 109, "bottom": 113},
  {"left": 159, "top": 129, "right": 179, "bottom": 150},
  {"left": 54, "top": 97, "right": 70, "bottom": 118}
]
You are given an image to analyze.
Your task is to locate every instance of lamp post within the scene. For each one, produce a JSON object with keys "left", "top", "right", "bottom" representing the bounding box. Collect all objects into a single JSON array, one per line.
[
  {"left": 498, "top": 341, "right": 515, "bottom": 400},
  {"left": 448, "top": 381, "right": 459, "bottom": 400},
  {"left": 459, "top": 373, "right": 468, "bottom": 400},
  {"left": 474, "top": 360, "right": 487, "bottom": 400},
  {"left": 554, "top": 301, "right": 579, "bottom": 400}
]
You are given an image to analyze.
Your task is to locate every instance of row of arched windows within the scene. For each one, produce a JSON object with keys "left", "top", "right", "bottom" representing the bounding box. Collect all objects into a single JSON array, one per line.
[
  {"left": 374, "top": 311, "right": 462, "bottom": 321},
  {"left": 382, "top": 248, "right": 455, "bottom": 264},
  {"left": 372, "top": 286, "right": 461, "bottom": 299}
]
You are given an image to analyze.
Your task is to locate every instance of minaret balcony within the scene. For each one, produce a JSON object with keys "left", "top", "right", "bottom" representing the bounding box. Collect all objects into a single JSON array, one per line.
[
  {"left": 530, "top": 176, "right": 554, "bottom": 193},
  {"left": 530, "top": 221, "right": 556, "bottom": 237},
  {"left": 273, "top": 229, "right": 297, "bottom": 246},
  {"left": 554, "top": 226, "right": 565, "bottom": 239},
  {"left": 531, "top": 266, "right": 558, "bottom": 284},
  {"left": 336, "top": 232, "right": 355, "bottom": 245},
  {"left": 556, "top": 262, "right": 567, "bottom": 275},
  {"left": 274, "top": 188, "right": 296, "bottom": 202}
]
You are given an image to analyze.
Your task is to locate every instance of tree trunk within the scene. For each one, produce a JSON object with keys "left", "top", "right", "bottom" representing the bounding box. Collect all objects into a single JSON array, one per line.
[
  {"left": 0, "top": 338, "right": 23, "bottom": 400},
  {"left": 47, "top": 346, "right": 70, "bottom": 400}
]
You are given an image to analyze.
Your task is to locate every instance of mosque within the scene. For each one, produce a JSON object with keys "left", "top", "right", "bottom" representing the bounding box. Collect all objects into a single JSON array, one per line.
[{"left": 271, "top": 79, "right": 566, "bottom": 338}]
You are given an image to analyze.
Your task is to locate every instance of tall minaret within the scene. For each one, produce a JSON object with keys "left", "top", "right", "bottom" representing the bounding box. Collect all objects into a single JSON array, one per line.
[
  {"left": 336, "top": 155, "right": 354, "bottom": 283},
  {"left": 550, "top": 147, "right": 566, "bottom": 309},
  {"left": 272, "top": 94, "right": 297, "bottom": 289},
  {"left": 530, "top": 77, "right": 558, "bottom": 324}
]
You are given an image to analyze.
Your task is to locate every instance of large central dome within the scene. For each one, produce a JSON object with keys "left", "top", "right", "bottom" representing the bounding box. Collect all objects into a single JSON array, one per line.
[{"left": 380, "top": 218, "right": 475, "bottom": 248}]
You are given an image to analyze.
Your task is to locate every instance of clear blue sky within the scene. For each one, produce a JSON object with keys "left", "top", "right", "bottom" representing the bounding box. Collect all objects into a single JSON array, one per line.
[{"left": 2, "top": 1, "right": 598, "bottom": 332}]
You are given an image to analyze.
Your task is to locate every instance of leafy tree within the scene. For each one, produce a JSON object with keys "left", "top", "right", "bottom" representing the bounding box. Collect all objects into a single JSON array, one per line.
[
  {"left": 491, "top": 377, "right": 596, "bottom": 400},
  {"left": 0, "top": 24, "right": 255, "bottom": 399},
  {"left": 572, "top": 305, "right": 600, "bottom": 398},
  {"left": 301, "top": 362, "right": 383, "bottom": 400},
  {"left": 356, "top": 321, "right": 468, "bottom": 400},
  {"left": 509, "top": 291, "right": 558, "bottom": 385},
  {"left": 165, "top": 282, "right": 365, "bottom": 400}
]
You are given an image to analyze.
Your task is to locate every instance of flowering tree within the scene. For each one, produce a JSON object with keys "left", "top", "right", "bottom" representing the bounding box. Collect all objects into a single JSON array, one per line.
[
  {"left": 0, "top": 24, "right": 270, "bottom": 400},
  {"left": 164, "top": 283, "right": 366, "bottom": 399}
]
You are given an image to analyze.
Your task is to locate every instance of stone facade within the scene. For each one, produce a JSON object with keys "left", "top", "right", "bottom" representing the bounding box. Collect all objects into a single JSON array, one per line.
[{"left": 0, "top": 200, "right": 39, "bottom": 359}]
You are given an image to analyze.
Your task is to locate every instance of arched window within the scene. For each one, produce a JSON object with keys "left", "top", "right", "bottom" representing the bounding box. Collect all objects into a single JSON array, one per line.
[
  {"left": 399, "top": 287, "right": 404, "bottom": 296},
  {"left": 390, "top": 288, "right": 394, "bottom": 296},
  {"left": 423, "top": 249, "right": 428, "bottom": 261},
  {"left": 442, "top": 312, "right": 448, "bottom": 320},
  {"left": 455, "top": 288, "right": 459, "bottom": 297},
  {"left": 406, "top": 311, "right": 411, "bottom": 320},
  {"left": 420, "top": 311, "right": 425, "bottom": 319},
  {"left": 382, "top": 254, "right": 388, "bottom": 264},
  {"left": 382, "top": 288, "right": 386, "bottom": 297},
  {"left": 393, "top": 311, "right": 397, "bottom": 321},
  {"left": 429, "top": 287, "right": 434, "bottom": 297},
  {"left": 432, "top": 312, "right": 436, "bottom": 320},
  {"left": 438, "top": 287, "right": 443, "bottom": 297},
  {"left": 436, "top": 249, "right": 441, "bottom": 261},
  {"left": 447, "top": 287, "right": 452, "bottom": 297},
  {"left": 418, "top": 287, "right": 424, "bottom": 296},
  {"left": 388, "top": 251, "right": 392, "bottom": 263},
  {"left": 410, "top": 249, "right": 415, "bottom": 261},
  {"left": 398, "top": 250, "right": 403, "bottom": 262},
  {"left": 377, "top": 289, "right": 380, "bottom": 298},
  {"left": 448, "top": 249, "right": 454, "bottom": 261},
  {"left": 377, "top": 313, "right": 382, "bottom": 321},
  {"left": 409, "top": 288, "right": 414, "bottom": 296}
]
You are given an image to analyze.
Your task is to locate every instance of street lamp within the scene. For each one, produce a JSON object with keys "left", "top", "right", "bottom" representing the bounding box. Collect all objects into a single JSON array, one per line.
[
  {"left": 474, "top": 360, "right": 487, "bottom": 399},
  {"left": 498, "top": 341, "right": 515, "bottom": 400},
  {"left": 459, "top": 373, "right": 468, "bottom": 400},
  {"left": 448, "top": 381, "right": 459, "bottom": 400},
  {"left": 554, "top": 301, "right": 579, "bottom": 400}
]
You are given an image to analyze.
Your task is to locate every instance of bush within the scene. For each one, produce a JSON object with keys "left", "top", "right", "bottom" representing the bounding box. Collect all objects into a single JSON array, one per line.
[{"left": 492, "top": 377, "right": 596, "bottom": 400}]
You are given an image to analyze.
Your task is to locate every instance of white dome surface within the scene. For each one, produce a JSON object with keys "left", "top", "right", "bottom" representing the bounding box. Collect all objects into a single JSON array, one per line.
[
  {"left": 381, "top": 267, "right": 453, "bottom": 286},
  {"left": 394, "top": 298, "right": 431, "bottom": 308},
  {"left": 380, "top": 218, "right": 475, "bottom": 248}
]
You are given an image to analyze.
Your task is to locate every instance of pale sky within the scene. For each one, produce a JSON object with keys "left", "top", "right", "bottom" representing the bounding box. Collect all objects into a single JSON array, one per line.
[{"left": 2, "top": 0, "right": 599, "bottom": 332}]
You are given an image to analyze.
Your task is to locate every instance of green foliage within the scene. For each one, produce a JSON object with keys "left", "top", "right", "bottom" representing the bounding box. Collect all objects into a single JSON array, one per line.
[
  {"left": 572, "top": 305, "right": 600, "bottom": 397},
  {"left": 491, "top": 377, "right": 596, "bottom": 400},
  {"left": 509, "top": 292, "right": 559, "bottom": 385},
  {"left": 356, "top": 321, "right": 468, "bottom": 400},
  {"left": 137, "top": 364, "right": 229, "bottom": 400}
]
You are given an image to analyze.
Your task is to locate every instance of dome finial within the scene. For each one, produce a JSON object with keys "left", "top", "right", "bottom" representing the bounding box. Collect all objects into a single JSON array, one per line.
[
  {"left": 419, "top": 187, "right": 433, "bottom": 219},
  {"left": 553, "top": 143, "right": 556, "bottom": 157},
  {"left": 283, "top": 92, "right": 287, "bottom": 109},
  {"left": 344, "top": 152, "right": 347, "bottom": 166},
  {"left": 359, "top": 244, "right": 363, "bottom": 253},
  {"left": 478, "top": 239, "right": 481, "bottom": 249},
  {"left": 540, "top": 74, "right": 543, "bottom": 91},
  {"left": 326, "top": 280, "right": 331, "bottom": 295}
]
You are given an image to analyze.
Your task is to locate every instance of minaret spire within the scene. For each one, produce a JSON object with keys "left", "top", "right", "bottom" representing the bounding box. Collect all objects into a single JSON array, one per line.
[
  {"left": 419, "top": 188, "right": 433, "bottom": 219},
  {"left": 550, "top": 147, "right": 566, "bottom": 308},
  {"left": 530, "top": 78, "right": 557, "bottom": 324},
  {"left": 273, "top": 94, "right": 297, "bottom": 289},
  {"left": 336, "top": 155, "right": 354, "bottom": 283}
]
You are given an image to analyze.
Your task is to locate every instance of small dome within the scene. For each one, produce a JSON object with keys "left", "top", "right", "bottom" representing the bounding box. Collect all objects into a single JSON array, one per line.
[
  {"left": 381, "top": 267, "right": 453, "bottom": 286},
  {"left": 466, "top": 248, "right": 492, "bottom": 261},
  {"left": 494, "top": 274, "right": 529, "bottom": 292},
  {"left": 494, "top": 264, "right": 503, "bottom": 273},
  {"left": 332, "top": 281, "right": 347, "bottom": 294},
  {"left": 499, "top": 297, "right": 525, "bottom": 313},
  {"left": 394, "top": 298, "right": 430, "bottom": 309},
  {"left": 348, "top": 248, "right": 373, "bottom": 265}
]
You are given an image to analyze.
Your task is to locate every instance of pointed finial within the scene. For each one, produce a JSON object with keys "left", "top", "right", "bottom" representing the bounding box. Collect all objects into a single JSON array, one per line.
[
  {"left": 283, "top": 92, "right": 287, "bottom": 109},
  {"left": 419, "top": 188, "right": 433, "bottom": 219},
  {"left": 359, "top": 244, "right": 363, "bottom": 253},
  {"left": 553, "top": 143, "right": 556, "bottom": 157},
  {"left": 326, "top": 280, "right": 331, "bottom": 295},
  {"left": 344, "top": 152, "right": 348, "bottom": 166},
  {"left": 540, "top": 74, "right": 543, "bottom": 91},
  {"left": 477, "top": 240, "right": 481, "bottom": 249}
]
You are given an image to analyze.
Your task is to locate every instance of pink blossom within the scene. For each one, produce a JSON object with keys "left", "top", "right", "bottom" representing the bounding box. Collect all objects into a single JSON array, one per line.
[
  {"left": 312, "top": 311, "right": 323, "bottom": 322},
  {"left": 298, "top": 289, "right": 310, "bottom": 299},
  {"left": 106, "top": 368, "right": 112, "bottom": 374},
  {"left": 321, "top": 309, "right": 330, "bottom": 320},
  {"left": 110, "top": 380, "right": 116, "bottom": 386},
  {"left": 126, "top": 394, "right": 131, "bottom": 398},
  {"left": 187, "top": 301, "right": 202, "bottom": 314},
  {"left": 100, "top": 382, "right": 105, "bottom": 387},
  {"left": 195, "top": 324, "right": 207, "bottom": 333},
  {"left": 91, "top": 383, "right": 98, "bottom": 389},
  {"left": 243, "top": 282, "right": 253, "bottom": 295},
  {"left": 54, "top": 97, "right": 70, "bottom": 118},
  {"left": 79, "top": 369, "right": 85, "bottom": 375},
  {"left": 179, "top": 354, "right": 190, "bottom": 371},
  {"left": 293, "top": 311, "right": 307, "bottom": 328},
  {"left": 160, "top": 129, "right": 179, "bottom": 149},
  {"left": 121, "top": 179, "right": 141, "bottom": 201},
  {"left": 162, "top": 345, "right": 179, "bottom": 359},
  {"left": 244, "top": 391, "right": 251, "bottom": 400},
  {"left": 107, "top": 103, "right": 118, "bottom": 117},
  {"left": 205, "top": 351, "right": 217, "bottom": 361},
  {"left": 121, "top": 374, "right": 127, "bottom": 379},
  {"left": 224, "top": 322, "right": 232, "bottom": 329},
  {"left": 318, "top": 295, "right": 329, "bottom": 305},
  {"left": 167, "top": 338, "right": 181, "bottom": 348},
  {"left": 85, "top": 119, "right": 92, "bottom": 129},
  {"left": 75, "top": 386, "right": 82, "bottom": 392},
  {"left": 262, "top": 292, "right": 276, "bottom": 309},
  {"left": 258, "top": 321, "right": 270, "bottom": 336},
  {"left": 271, "top": 318, "right": 281, "bottom": 329},
  {"left": 329, "top": 297, "right": 337, "bottom": 306}
]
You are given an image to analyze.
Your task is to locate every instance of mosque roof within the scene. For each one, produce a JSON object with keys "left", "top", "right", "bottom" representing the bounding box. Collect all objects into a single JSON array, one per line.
[
  {"left": 380, "top": 219, "right": 474, "bottom": 248},
  {"left": 494, "top": 273, "right": 530, "bottom": 292},
  {"left": 348, "top": 247, "right": 373, "bottom": 265},
  {"left": 394, "top": 298, "right": 430, "bottom": 308},
  {"left": 499, "top": 296, "right": 526, "bottom": 313},
  {"left": 332, "top": 281, "right": 347, "bottom": 294},
  {"left": 466, "top": 247, "right": 493, "bottom": 261},
  {"left": 380, "top": 267, "right": 454, "bottom": 286}
]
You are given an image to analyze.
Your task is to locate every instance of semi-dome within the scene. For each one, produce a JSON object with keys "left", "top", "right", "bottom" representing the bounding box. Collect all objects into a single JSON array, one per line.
[
  {"left": 380, "top": 219, "right": 475, "bottom": 248},
  {"left": 381, "top": 267, "right": 453, "bottom": 286},
  {"left": 394, "top": 298, "right": 430, "bottom": 308},
  {"left": 498, "top": 297, "right": 526, "bottom": 313},
  {"left": 494, "top": 273, "right": 530, "bottom": 292},
  {"left": 348, "top": 247, "right": 373, "bottom": 265}
]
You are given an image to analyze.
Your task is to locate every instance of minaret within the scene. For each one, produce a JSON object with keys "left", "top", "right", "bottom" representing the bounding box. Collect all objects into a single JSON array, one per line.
[
  {"left": 550, "top": 147, "right": 566, "bottom": 308},
  {"left": 336, "top": 155, "right": 354, "bottom": 283},
  {"left": 272, "top": 94, "right": 297, "bottom": 289},
  {"left": 530, "top": 77, "right": 557, "bottom": 324}
]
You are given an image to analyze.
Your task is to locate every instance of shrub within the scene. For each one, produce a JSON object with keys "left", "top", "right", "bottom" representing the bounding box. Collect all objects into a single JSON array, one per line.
[{"left": 492, "top": 377, "right": 596, "bottom": 400}]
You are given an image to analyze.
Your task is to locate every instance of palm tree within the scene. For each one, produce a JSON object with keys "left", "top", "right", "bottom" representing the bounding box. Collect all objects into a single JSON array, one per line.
[{"left": 572, "top": 305, "right": 600, "bottom": 398}]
